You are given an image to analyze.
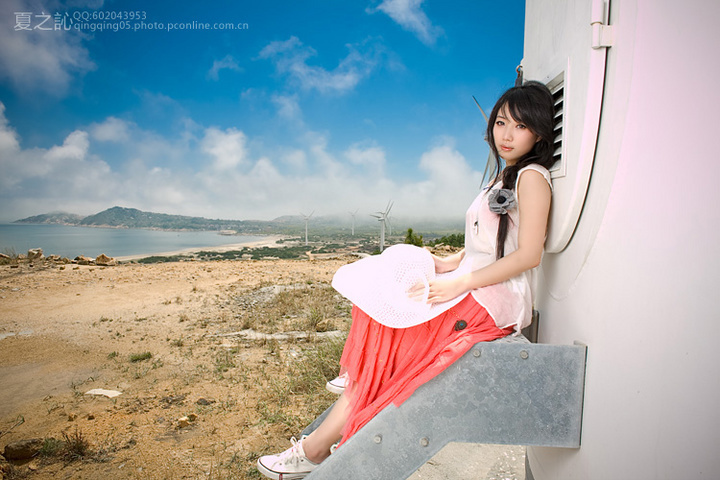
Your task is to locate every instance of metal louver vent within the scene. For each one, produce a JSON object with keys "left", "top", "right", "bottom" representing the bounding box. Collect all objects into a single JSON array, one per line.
[
  {"left": 552, "top": 84, "right": 564, "bottom": 166},
  {"left": 546, "top": 72, "right": 565, "bottom": 177}
]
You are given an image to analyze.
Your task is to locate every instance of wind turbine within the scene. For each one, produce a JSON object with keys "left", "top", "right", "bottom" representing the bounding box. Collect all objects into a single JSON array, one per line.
[
  {"left": 349, "top": 209, "right": 358, "bottom": 236},
  {"left": 300, "top": 211, "right": 314, "bottom": 246},
  {"left": 371, "top": 201, "right": 393, "bottom": 252},
  {"left": 473, "top": 95, "right": 497, "bottom": 188}
]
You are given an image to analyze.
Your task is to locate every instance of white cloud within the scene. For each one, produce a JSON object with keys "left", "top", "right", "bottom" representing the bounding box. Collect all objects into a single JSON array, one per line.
[
  {"left": 207, "top": 54, "right": 242, "bottom": 81},
  {"left": 282, "top": 149, "right": 307, "bottom": 170},
  {"left": 345, "top": 143, "right": 386, "bottom": 176},
  {"left": 372, "top": 0, "right": 443, "bottom": 46},
  {"left": 0, "top": 103, "right": 25, "bottom": 192},
  {"left": 45, "top": 130, "right": 90, "bottom": 163},
  {"left": 135, "top": 90, "right": 188, "bottom": 120},
  {"left": 249, "top": 157, "right": 282, "bottom": 186},
  {"left": 0, "top": 103, "right": 21, "bottom": 154},
  {"left": 90, "top": 117, "right": 131, "bottom": 142},
  {"left": 0, "top": 0, "right": 95, "bottom": 96},
  {"left": 305, "top": 132, "right": 346, "bottom": 178},
  {"left": 258, "top": 36, "right": 380, "bottom": 94},
  {"left": 240, "top": 88, "right": 260, "bottom": 101},
  {"left": 415, "top": 142, "right": 483, "bottom": 212},
  {"left": 119, "top": 159, "right": 192, "bottom": 210},
  {"left": 272, "top": 94, "right": 302, "bottom": 120},
  {"left": 419, "top": 142, "right": 478, "bottom": 187},
  {"left": 258, "top": 36, "right": 304, "bottom": 59},
  {"left": 0, "top": 126, "right": 114, "bottom": 212},
  {"left": 201, "top": 127, "right": 249, "bottom": 170},
  {"left": 0, "top": 105, "right": 482, "bottom": 224}
]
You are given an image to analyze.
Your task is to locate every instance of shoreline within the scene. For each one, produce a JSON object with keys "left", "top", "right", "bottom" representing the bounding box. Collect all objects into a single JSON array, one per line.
[
  {"left": 114, "top": 234, "right": 287, "bottom": 262},
  {"left": 1, "top": 223, "right": 290, "bottom": 262}
]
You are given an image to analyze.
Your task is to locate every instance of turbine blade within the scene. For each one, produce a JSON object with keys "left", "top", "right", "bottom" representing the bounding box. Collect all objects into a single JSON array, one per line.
[
  {"left": 481, "top": 150, "right": 497, "bottom": 188},
  {"left": 472, "top": 96, "right": 489, "bottom": 124}
]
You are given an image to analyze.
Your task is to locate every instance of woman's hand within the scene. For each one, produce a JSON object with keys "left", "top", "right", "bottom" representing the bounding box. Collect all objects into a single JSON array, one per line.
[
  {"left": 426, "top": 276, "right": 470, "bottom": 304},
  {"left": 407, "top": 277, "right": 466, "bottom": 303},
  {"left": 432, "top": 256, "right": 454, "bottom": 274},
  {"left": 407, "top": 281, "right": 428, "bottom": 301}
]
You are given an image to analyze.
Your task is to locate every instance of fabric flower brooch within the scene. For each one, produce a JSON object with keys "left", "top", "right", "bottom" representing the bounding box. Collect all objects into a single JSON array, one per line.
[{"left": 488, "top": 189, "right": 517, "bottom": 215}]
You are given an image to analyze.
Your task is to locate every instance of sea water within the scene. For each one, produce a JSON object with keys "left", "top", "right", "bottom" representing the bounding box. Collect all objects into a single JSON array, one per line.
[{"left": 0, "top": 224, "right": 268, "bottom": 259}]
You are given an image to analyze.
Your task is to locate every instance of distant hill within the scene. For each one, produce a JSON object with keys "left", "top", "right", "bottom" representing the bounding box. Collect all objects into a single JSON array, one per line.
[
  {"left": 15, "top": 206, "right": 273, "bottom": 233},
  {"left": 14, "top": 212, "right": 85, "bottom": 225},
  {"left": 79, "top": 206, "right": 241, "bottom": 231},
  {"left": 15, "top": 206, "right": 464, "bottom": 236}
]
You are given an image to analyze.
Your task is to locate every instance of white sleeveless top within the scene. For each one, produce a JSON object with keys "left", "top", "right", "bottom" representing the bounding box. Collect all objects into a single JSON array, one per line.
[{"left": 458, "top": 164, "right": 552, "bottom": 332}]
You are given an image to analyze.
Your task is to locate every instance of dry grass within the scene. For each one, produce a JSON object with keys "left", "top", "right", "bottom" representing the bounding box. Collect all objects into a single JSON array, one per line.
[
  {"left": 59, "top": 427, "right": 91, "bottom": 461},
  {"left": 0, "top": 248, "right": 18, "bottom": 266},
  {"left": 0, "top": 258, "right": 355, "bottom": 479},
  {"left": 256, "top": 335, "right": 346, "bottom": 432},
  {"left": 233, "top": 282, "right": 352, "bottom": 334}
]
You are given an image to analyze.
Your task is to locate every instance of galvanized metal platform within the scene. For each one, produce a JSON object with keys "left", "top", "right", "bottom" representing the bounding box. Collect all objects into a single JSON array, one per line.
[{"left": 303, "top": 334, "right": 587, "bottom": 480}]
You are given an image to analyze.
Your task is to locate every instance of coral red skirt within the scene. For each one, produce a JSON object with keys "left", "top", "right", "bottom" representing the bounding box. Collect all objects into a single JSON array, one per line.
[{"left": 338, "top": 293, "right": 512, "bottom": 444}]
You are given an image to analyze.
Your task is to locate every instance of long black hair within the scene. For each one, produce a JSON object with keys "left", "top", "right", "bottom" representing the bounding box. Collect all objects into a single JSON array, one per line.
[{"left": 486, "top": 81, "right": 556, "bottom": 259}]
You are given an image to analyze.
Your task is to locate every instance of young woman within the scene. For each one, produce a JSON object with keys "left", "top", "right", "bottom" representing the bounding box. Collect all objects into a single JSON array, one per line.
[{"left": 257, "top": 80, "right": 556, "bottom": 479}]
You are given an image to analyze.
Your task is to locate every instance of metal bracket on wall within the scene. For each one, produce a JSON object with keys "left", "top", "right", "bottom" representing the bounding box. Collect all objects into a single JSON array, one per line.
[{"left": 591, "top": 0, "right": 614, "bottom": 49}]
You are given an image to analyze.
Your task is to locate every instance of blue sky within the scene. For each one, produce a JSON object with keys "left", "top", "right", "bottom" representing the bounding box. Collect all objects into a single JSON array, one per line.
[{"left": 0, "top": 0, "right": 525, "bottom": 223}]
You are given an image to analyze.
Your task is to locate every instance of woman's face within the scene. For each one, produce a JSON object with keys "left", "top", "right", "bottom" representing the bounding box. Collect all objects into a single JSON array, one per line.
[{"left": 492, "top": 106, "right": 540, "bottom": 165}]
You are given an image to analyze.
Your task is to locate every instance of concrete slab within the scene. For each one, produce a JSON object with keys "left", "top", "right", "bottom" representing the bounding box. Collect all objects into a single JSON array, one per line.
[{"left": 410, "top": 443, "right": 526, "bottom": 480}]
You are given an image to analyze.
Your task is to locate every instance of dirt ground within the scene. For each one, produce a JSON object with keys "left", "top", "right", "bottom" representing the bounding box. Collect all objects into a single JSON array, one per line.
[
  {"left": 0, "top": 256, "right": 353, "bottom": 479},
  {"left": 0, "top": 248, "right": 526, "bottom": 480}
]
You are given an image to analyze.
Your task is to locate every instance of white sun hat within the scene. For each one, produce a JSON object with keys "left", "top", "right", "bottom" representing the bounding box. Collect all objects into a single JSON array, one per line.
[{"left": 332, "top": 244, "right": 471, "bottom": 328}]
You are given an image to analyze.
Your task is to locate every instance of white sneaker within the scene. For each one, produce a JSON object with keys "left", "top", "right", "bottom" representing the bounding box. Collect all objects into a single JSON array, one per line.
[
  {"left": 325, "top": 375, "right": 346, "bottom": 394},
  {"left": 257, "top": 437, "right": 319, "bottom": 480},
  {"left": 302, "top": 434, "right": 339, "bottom": 455}
]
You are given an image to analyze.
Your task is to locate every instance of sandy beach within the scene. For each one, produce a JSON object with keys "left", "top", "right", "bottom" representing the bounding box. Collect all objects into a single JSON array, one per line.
[{"left": 113, "top": 235, "right": 287, "bottom": 262}]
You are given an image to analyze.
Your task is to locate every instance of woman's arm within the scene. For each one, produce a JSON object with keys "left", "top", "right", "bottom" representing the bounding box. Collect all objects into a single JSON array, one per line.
[
  {"left": 432, "top": 249, "right": 465, "bottom": 273},
  {"left": 425, "top": 169, "right": 551, "bottom": 303}
]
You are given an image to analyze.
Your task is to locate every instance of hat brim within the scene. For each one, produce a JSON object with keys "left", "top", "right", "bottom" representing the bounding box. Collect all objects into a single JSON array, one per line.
[{"left": 332, "top": 244, "right": 470, "bottom": 328}]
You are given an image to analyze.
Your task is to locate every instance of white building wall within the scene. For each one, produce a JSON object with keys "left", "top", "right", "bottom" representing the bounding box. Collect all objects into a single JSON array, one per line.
[{"left": 529, "top": 0, "right": 720, "bottom": 478}]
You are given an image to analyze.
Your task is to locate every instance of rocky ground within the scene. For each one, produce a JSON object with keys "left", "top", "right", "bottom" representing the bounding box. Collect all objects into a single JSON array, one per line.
[{"left": 0, "top": 250, "right": 524, "bottom": 480}]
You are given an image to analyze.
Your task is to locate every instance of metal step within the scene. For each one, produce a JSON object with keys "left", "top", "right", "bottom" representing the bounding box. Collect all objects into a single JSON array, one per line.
[{"left": 304, "top": 335, "right": 587, "bottom": 480}]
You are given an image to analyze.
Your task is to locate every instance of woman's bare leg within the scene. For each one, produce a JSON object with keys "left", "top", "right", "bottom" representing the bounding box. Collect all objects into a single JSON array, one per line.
[{"left": 301, "top": 392, "right": 351, "bottom": 463}]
